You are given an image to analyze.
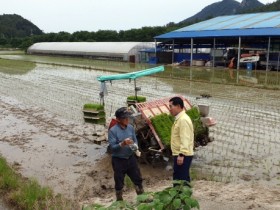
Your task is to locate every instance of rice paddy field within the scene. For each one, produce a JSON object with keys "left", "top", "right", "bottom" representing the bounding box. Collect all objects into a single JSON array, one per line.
[{"left": 0, "top": 54, "right": 279, "bottom": 191}]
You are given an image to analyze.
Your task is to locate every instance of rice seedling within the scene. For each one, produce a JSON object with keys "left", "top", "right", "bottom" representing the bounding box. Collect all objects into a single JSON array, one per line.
[{"left": 127, "top": 95, "right": 146, "bottom": 103}]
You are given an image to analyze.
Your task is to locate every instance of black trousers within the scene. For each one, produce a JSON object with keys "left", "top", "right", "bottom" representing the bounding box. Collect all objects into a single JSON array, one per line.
[
  {"left": 173, "top": 156, "right": 193, "bottom": 185},
  {"left": 112, "top": 155, "right": 143, "bottom": 191}
]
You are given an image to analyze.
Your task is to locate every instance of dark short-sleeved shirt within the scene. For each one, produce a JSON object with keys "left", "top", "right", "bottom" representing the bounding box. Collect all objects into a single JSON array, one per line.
[{"left": 108, "top": 123, "right": 138, "bottom": 159}]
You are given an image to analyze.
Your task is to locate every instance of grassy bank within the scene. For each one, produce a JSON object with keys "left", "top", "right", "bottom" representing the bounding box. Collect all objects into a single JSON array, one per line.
[
  {"left": 0, "top": 50, "right": 24, "bottom": 55},
  {"left": 0, "top": 156, "right": 78, "bottom": 210},
  {"left": 0, "top": 58, "right": 36, "bottom": 75}
]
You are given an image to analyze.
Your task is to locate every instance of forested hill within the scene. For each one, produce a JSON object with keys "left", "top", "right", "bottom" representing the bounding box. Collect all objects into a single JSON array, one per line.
[
  {"left": 242, "top": 0, "right": 280, "bottom": 13},
  {"left": 180, "top": 0, "right": 264, "bottom": 24},
  {"left": 0, "top": 14, "right": 43, "bottom": 38}
]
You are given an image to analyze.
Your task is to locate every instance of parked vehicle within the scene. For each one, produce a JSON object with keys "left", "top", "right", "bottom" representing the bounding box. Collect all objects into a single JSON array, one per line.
[
  {"left": 258, "top": 52, "right": 280, "bottom": 71},
  {"left": 96, "top": 67, "right": 216, "bottom": 165}
]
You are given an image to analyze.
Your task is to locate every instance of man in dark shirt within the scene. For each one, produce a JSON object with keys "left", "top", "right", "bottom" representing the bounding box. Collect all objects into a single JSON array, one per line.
[{"left": 108, "top": 107, "right": 144, "bottom": 201}]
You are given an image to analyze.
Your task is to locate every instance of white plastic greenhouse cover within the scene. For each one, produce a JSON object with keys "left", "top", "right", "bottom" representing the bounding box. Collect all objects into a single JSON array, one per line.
[{"left": 27, "top": 42, "right": 155, "bottom": 59}]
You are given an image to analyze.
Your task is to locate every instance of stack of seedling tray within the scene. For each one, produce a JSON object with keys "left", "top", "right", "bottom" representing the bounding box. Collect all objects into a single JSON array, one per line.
[
  {"left": 127, "top": 96, "right": 146, "bottom": 107},
  {"left": 82, "top": 103, "right": 105, "bottom": 125}
]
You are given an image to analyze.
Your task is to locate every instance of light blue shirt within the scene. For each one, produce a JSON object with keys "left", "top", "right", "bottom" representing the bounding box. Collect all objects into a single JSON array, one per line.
[{"left": 108, "top": 123, "right": 138, "bottom": 159}]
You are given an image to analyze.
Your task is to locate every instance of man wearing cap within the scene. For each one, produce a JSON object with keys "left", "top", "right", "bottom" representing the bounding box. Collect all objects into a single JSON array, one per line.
[
  {"left": 108, "top": 107, "right": 144, "bottom": 201},
  {"left": 169, "top": 96, "right": 194, "bottom": 187}
]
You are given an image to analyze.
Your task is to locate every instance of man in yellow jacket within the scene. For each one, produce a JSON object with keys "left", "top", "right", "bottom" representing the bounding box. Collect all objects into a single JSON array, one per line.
[{"left": 169, "top": 96, "right": 194, "bottom": 186}]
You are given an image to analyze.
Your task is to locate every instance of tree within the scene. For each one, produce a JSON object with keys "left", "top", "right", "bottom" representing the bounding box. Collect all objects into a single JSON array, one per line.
[{"left": 95, "top": 30, "right": 119, "bottom": 41}]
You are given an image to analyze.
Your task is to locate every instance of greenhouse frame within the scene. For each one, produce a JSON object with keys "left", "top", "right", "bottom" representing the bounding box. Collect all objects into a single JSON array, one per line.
[{"left": 27, "top": 42, "right": 156, "bottom": 63}]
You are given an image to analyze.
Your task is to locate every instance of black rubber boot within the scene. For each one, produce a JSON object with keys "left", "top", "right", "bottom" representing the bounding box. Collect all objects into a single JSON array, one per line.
[
  {"left": 135, "top": 185, "right": 144, "bottom": 195},
  {"left": 116, "top": 190, "right": 123, "bottom": 201}
]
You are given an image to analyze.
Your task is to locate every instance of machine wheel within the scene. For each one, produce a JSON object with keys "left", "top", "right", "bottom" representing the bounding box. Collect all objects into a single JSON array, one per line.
[{"left": 136, "top": 126, "right": 158, "bottom": 165}]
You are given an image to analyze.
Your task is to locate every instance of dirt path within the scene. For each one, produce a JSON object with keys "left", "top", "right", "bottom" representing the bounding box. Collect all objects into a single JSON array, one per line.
[
  {"left": 1, "top": 95, "right": 280, "bottom": 209},
  {"left": 82, "top": 155, "right": 280, "bottom": 210}
]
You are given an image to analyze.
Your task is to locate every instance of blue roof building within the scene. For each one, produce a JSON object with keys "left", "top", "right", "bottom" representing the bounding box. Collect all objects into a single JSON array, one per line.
[
  {"left": 156, "top": 11, "right": 280, "bottom": 39},
  {"left": 154, "top": 11, "right": 280, "bottom": 70}
]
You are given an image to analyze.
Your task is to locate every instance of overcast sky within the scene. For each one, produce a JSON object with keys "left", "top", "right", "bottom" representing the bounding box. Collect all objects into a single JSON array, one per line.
[{"left": 0, "top": 0, "right": 276, "bottom": 33}]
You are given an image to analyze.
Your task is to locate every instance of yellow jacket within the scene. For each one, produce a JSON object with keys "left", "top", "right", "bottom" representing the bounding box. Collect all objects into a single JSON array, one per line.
[{"left": 171, "top": 111, "right": 194, "bottom": 156}]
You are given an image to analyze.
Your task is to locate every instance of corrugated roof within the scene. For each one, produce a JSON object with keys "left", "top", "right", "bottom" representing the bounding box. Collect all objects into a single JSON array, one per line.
[{"left": 155, "top": 11, "right": 280, "bottom": 39}]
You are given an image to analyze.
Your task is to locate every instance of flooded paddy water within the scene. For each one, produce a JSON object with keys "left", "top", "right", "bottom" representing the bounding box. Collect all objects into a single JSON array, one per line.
[{"left": 0, "top": 57, "right": 280, "bottom": 209}]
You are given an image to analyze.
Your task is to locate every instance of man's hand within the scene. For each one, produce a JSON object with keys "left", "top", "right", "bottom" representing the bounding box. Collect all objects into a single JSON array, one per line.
[
  {"left": 120, "top": 138, "right": 133, "bottom": 147},
  {"left": 177, "top": 156, "right": 184, "bottom": 165}
]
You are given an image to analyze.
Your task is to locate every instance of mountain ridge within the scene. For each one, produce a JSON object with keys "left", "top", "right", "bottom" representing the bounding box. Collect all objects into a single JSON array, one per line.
[
  {"left": 179, "top": 0, "right": 264, "bottom": 25},
  {"left": 0, "top": 14, "right": 43, "bottom": 38}
]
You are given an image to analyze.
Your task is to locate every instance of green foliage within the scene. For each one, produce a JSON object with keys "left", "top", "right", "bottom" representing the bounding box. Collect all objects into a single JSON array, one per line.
[
  {"left": 0, "top": 14, "right": 42, "bottom": 40},
  {"left": 241, "top": 0, "right": 280, "bottom": 14},
  {"left": 151, "top": 113, "right": 174, "bottom": 146},
  {"left": 127, "top": 95, "right": 146, "bottom": 103},
  {"left": 0, "top": 158, "right": 19, "bottom": 190},
  {"left": 89, "top": 181, "right": 199, "bottom": 210},
  {"left": 136, "top": 182, "right": 198, "bottom": 210},
  {"left": 95, "top": 30, "right": 120, "bottom": 42},
  {"left": 11, "top": 179, "right": 52, "bottom": 209},
  {"left": 0, "top": 14, "right": 176, "bottom": 49},
  {"left": 83, "top": 103, "right": 104, "bottom": 111},
  {"left": 185, "top": 107, "right": 200, "bottom": 121},
  {"left": 186, "top": 107, "right": 208, "bottom": 143},
  {"left": 0, "top": 156, "right": 78, "bottom": 209}
]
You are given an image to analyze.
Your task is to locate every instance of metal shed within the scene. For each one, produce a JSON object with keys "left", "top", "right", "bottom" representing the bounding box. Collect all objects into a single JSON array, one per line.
[
  {"left": 27, "top": 42, "right": 155, "bottom": 63},
  {"left": 155, "top": 11, "right": 280, "bottom": 70}
]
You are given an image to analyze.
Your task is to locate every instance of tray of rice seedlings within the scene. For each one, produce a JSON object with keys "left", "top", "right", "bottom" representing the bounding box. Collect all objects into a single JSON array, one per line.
[
  {"left": 151, "top": 113, "right": 174, "bottom": 146},
  {"left": 83, "top": 103, "right": 104, "bottom": 111},
  {"left": 186, "top": 107, "right": 210, "bottom": 147},
  {"left": 127, "top": 96, "right": 146, "bottom": 106},
  {"left": 150, "top": 107, "right": 210, "bottom": 149},
  {"left": 83, "top": 103, "right": 105, "bottom": 125}
]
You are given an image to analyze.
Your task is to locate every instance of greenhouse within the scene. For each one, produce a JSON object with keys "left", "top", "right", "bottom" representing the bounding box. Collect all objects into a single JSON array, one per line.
[{"left": 27, "top": 42, "right": 155, "bottom": 63}]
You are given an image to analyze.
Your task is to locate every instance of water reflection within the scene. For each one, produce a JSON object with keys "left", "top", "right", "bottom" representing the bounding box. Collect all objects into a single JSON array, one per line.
[
  {"left": 162, "top": 66, "right": 280, "bottom": 88},
  {"left": 0, "top": 54, "right": 279, "bottom": 88}
]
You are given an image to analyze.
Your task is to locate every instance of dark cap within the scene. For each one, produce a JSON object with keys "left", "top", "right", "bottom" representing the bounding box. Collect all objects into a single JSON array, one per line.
[{"left": 115, "top": 107, "right": 131, "bottom": 119}]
